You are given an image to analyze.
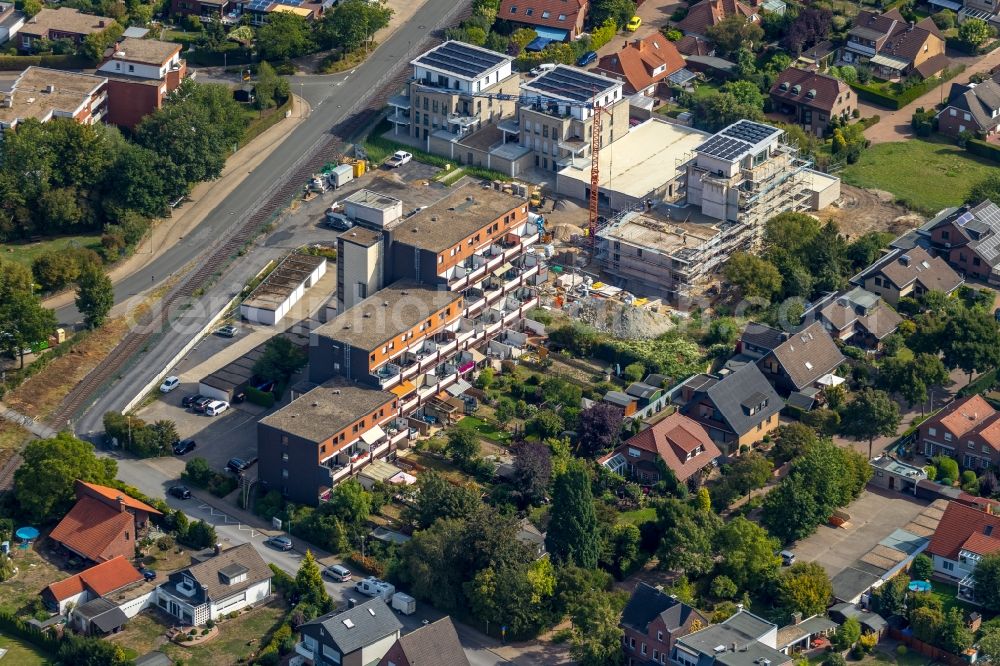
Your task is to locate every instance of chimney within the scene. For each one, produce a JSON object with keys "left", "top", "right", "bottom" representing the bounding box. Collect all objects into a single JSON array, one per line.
[
  {"left": 214, "top": 543, "right": 221, "bottom": 556},
  {"left": 792, "top": 611, "right": 803, "bottom": 625},
  {"left": 731, "top": 642, "right": 738, "bottom": 652},
  {"left": 908, "top": 20, "right": 914, "bottom": 30},
  {"left": 117, "top": 495, "right": 127, "bottom": 512}
]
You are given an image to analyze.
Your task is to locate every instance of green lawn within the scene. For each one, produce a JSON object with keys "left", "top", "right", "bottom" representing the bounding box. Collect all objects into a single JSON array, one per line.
[
  {"left": 0, "top": 633, "right": 51, "bottom": 665},
  {"left": 689, "top": 80, "right": 723, "bottom": 102},
  {"left": 456, "top": 416, "right": 508, "bottom": 444},
  {"left": 619, "top": 507, "right": 657, "bottom": 525},
  {"left": 841, "top": 138, "right": 996, "bottom": 215},
  {"left": 0, "top": 234, "right": 103, "bottom": 268}
]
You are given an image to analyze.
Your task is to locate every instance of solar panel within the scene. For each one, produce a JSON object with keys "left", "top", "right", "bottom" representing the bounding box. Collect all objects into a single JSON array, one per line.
[
  {"left": 954, "top": 211, "right": 975, "bottom": 227},
  {"left": 414, "top": 42, "right": 507, "bottom": 80},
  {"left": 697, "top": 134, "right": 752, "bottom": 161},
  {"left": 721, "top": 120, "right": 780, "bottom": 146},
  {"left": 527, "top": 66, "right": 616, "bottom": 103}
]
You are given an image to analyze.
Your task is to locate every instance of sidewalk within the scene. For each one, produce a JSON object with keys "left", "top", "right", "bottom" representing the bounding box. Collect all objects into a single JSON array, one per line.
[
  {"left": 0, "top": 402, "right": 57, "bottom": 439},
  {"left": 864, "top": 48, "right": 1000, "bottom": 144},
  {"left": 43, "top": 94, "right": 312, "bottom": 313}
]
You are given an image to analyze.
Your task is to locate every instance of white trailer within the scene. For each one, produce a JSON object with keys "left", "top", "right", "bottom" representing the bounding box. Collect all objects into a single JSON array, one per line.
[{"left": 391, "top": 592, "right": 416, "bottom": 615}]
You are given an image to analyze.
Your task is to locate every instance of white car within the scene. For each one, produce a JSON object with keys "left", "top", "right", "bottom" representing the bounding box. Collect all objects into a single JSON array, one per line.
[
  {"left": 385, "top": 150, "right": 412, "bottom": 168},
  {"left": 205, "top": 400, "right": 229, "bottom": 416},
  {"left": 159, "top": 376, "right": 180, "bottom": 393}
]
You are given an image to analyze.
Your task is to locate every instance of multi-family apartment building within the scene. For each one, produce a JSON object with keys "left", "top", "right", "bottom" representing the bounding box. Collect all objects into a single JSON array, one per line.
[
  {"left": 259, "top": 185, "right": 545, "bottom": 504},
  {"left": 0, "top": 67, "right": 108, "bottom": 131},
  {"left": 593, "top": 120, "right": 840, "bottom": 305},
  {"left": 97, "top": 38, "right": 187, "bottom": 127},
  {"left": 387, "top": 41, "right": 520, "bottom": 148}
]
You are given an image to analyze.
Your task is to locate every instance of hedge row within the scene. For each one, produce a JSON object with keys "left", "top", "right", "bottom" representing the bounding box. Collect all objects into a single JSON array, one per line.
[
  {"left": 966, "top": 138, "right": 1000, "bottom": 164},
  {"left": 850, "top": 66, "right": 965, "bottom": 110},
  {"left": 0, "top": 611, "right": 59, "bottom": 655},
  {"left": 0, "top": 54, "right": 92, "bottom": 71}
]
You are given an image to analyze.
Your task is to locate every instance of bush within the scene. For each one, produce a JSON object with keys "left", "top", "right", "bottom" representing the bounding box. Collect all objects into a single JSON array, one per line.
[
  {"left": 897, "top": 645, "right": 908, "bottom": 656},
  {"left": 156, "top": 535, "right": 175, "bottom": 551},
  {"left": 967, "top": 138, "right": 1000, "bottom": 164},
  {"left": 246, "top": 386, "right": 276, "bottom": 408},
  {"left": 962, "top": 469, "right": 978, "bottom": 487}
]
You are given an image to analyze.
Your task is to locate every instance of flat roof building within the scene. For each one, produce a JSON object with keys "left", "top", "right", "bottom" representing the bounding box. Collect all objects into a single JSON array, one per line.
[
  {"left": 0, "top": 67, "right": 107, "bottom": 130},
  {"left": 240, "top": 253, "right": 326, "bottom": 326}
]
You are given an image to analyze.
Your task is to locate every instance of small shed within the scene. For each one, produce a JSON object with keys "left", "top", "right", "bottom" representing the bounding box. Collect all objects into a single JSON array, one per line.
[{"left": 357, "top": 460, "right": 403, "bottom": 490}]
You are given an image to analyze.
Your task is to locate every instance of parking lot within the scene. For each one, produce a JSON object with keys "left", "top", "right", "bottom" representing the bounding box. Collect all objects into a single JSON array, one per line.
[{"left": 790, "top": 489, "right": 931, "bottom": 577}]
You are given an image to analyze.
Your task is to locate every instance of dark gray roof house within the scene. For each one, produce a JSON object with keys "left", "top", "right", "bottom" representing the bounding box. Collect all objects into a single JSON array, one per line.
[
  {"left": 680, "top": 363, "right": 784, "bottom": 441},
  {"left": 739, "top": 322, "right": 845, "bottom": 394},
  {"left": 377, "top": 617, "right": 469, "bottom": 666},
  {"left": 299, "top": 597, "right": 402, "bottom": 666},
  {"left": 675, "top": 611, "right": 791, "bottom": 666},
  {"left": 938, "top": 77, "right": 1000, "bottom": 136},
  {"left": 621, "top": 582, "right": 709, "bottom": 636}
]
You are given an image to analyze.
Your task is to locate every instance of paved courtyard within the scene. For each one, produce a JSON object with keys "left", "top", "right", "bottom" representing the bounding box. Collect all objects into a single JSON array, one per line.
[{"left": 790, "top": 488, "right": 930, "bottom": 578}]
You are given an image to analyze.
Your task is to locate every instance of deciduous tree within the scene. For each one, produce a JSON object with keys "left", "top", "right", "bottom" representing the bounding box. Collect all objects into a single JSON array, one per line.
[
  {"left": 75, "top": 262, "right": 113, "bottom": 329},
  {"left": 840, "top": 388, "right": 900, "bottom": 458},
  {"left": 973, "top": 553, "right": 1000, "bottom": 611},
  {"left": 724, "top": 252, "right": 782, "bottom": 299},
  {"left": 715, "top": 517, "right": 781, "bottom": 593},
  {"left": 777, "top": 561, "right": 832, "bottom": 617},
  {"left": 576, "top": 403, "right": 624, "bottom": 456}
]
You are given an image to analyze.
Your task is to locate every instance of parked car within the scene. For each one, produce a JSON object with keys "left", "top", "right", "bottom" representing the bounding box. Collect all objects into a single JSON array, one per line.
[
  {"left": 227, "top": 457, "right": 252, "bottom": 473},
  {"left": 385, "top": 150, "right": 412, "bottom": 168},
  {"left": 266, "top": 536, "right": 293, "bottom": 551},
  {"left": 205, "top": 400, "right": 229, "bottom": 416},
  {"left": 780, "top": 550, "right": 796, "bottom": 566},
  {"left": 139, "top": 568, "right": 157, "bottom": 581},
  {"left": 324, "top": 564, "right": 352, "bottom": 582},
  {"left": 159, "top": 376, "right": 180, "bottom": 393},
  {"left": 576, "top": 50, "right": 598, "bottom": 66},
  {"left": 627, "top": 15, "right": 642, "bottom": 30},
  {"left": 217, "top": 324, "right": 239, "bottom": 338},
  {"left": 169, "top": 485, "right": 191, "bottom": 500},
  {"left": 181, "top": 394, "right": 203, "bottom": 408},
  {"left": 324, "top": 211, "right": 353, "bottom": 231},
  {"left": 192, "top": 396, "right": 213, "bottom": 413},
  {"left": 173, "top": 439, "right": 196, "bottom": 455}
]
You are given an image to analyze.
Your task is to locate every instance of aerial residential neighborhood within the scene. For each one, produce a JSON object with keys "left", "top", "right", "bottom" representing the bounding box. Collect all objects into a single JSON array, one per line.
[{"left": 4, "top": 0, "right": 1000, "bottom": 662}]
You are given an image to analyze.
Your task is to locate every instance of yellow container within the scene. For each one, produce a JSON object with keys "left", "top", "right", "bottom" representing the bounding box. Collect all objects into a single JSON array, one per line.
[{"left": 353, "top": 160, "right": 366, "bottom": 177}]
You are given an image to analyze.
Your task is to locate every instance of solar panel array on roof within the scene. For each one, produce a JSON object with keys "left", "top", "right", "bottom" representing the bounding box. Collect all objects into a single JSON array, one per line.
[
  {"left": 527, "top": 66, "right": 617, "bottom": 103},
  {"left": 697, "top": 134, "right": 752, "bottom": 161},
  {"left": 414, "top": 41, "right": 507, "bottom": 80},
  {"left": 246, "top": 0, "right": 271, "bottom": 11},
  {"left": 971, "top": 203, "right": 1000, "bottom": 262},
  {"left": 721, "top": 120, "right": 781, "bottom": 146},
  {"left": 955, "top": 211, "right": 975, "bottom": 226}
]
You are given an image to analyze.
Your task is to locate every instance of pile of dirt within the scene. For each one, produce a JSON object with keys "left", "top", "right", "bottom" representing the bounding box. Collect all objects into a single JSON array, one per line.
[{"left": 566, "top": 296, "right": 675, "bottom": 339}]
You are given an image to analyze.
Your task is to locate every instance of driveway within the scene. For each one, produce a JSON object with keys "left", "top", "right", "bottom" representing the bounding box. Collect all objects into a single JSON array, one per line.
[
  {"left": 864, "top": 46, "right": 1000, "bottom": 144},
  {"left": 592, "top": 0, "right": 685, "bottom": 61},
  {"left": 790, "top": 488, "right": 930, "bottom": 578}
]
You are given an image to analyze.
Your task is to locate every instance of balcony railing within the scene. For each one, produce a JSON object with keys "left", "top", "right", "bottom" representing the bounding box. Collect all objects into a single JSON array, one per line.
[{"left": 371, "top": 363, "right": 402, "bottom": 389}]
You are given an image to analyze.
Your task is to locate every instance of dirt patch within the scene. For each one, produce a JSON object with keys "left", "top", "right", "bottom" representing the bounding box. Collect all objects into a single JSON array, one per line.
[
  {"left": 820, "top": 184, "right": 922, "bottom": 238},
  {"left": 566, "top": 296, "right": 676, "bottom": 339},
  {"left": 0, "top": 539, "right": 71, "bottom": 616},
  {"left": 5, "top": 314, "right": 135, "bottom": 420}
]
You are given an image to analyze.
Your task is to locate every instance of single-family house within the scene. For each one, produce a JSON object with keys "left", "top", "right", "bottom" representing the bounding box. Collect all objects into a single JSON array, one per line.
[
  {"left": 498, "top": 0, "right": 588, "bottom": 41},
  {"left": 677, "top": 0, "right": 760, "bottom": 39},
  {"left": 42, "top": 556, "right": 144, "bottom": 615},
  {"left": 600, "top": 412, "right": 721, "bottom": 484},
  {"left": 737, "top": 322, "right": 846, "bottom": 395},
  {"left": 853, "top": 246, "right": 963, "bottom": 306},
  {"left": 809, "top": 287, "right": 902, "bottom": 348},
  {"left": 925, "top": 200, "right": 1000, "bottom": 284},
  {"left": 672, "top": 610, "right": 792, "bottom": 666},
  {"left": 841, "top": 10, "right": 948, "bottom": 81},
  {"left": 937, "top": 76, "right": 1000, "bottom": 139},
  {"left": 916, "top": 394, "right": 1000, "bottom": 470},
  {"left": 154, "top": 543, "right": 272, "bottom": 626},
  {"left": 769, "top": 66, "right": 854, "bottom": 136},
  {"left": 49, "top": 481, "right": 161, "bottom": 564},
  {"left": 0, "top": 3, "right": 25, "bottom": 45},
  {"left": 18, "top": 7, "right": 115, "bottom": 51},
  {"left": 926, "top": 500, "right": 1000, "bottom": 603},
  {"left": 297, "top": 597, "right": 402, "bottom": 666},
  {"left": 620, "top": 582, "right": 710, "bottom": 666},
  {"left": 678, "top": 362, "right": 784, "bottom": 455},
  {"left": 377, "top": 616, "right": 469, "bottom": 666},
  {"left": 594, "top": 35, "right": 690, "bottom": 97}
]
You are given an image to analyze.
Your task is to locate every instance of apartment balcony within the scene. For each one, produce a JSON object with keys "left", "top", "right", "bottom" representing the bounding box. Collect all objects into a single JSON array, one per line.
[
  {"left": 371, "top": 363, "right": 402, "bottom": 389},
  {"left": 462, "top": 287, "right": 487, "bottom": 317},
  {"left": 387, "top": 109, "right": 411, "bottom": 125},
  {"left": 476, "top": 308, "right": 505, "bottom": 336},
  {"left": 483, "top": 276, "right": 504, "bottom": 302},
  {"left": 452, "top": 317, "right": 482, "bottom": 345},
  {"left": 558, "top": 136, "right": 590, "bottom": 153},
  {"left": 446, "top": 254, "right": 488, "bottom": 290},
  {"left": 448, "top": 112, "right": 479, "bottom": 128},
  {"left": 483, "top": 244, "right": 505, "bottom": 272},
  {"left": 556, "top": 154, "right": 589, "bottom": 169},
  {"left": 498, "top": 117, "right": 520, "bottom": 135},
  {"left": 294, "top": 643, "right": 316, "bottom": 661},
  {"left": 456, "top": 350, "right": 477, "bottom": 374},
  {"left": 388, "top": 94, "right": 411, "bottom": 110}
]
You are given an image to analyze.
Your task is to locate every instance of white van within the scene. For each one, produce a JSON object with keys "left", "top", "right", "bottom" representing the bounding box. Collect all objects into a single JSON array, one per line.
[
  {"left": 205, "top": 400, "right": 229, "bottom": 416},
  {"left": 354, "top": 576, "right": 395, "bottom": 601}
]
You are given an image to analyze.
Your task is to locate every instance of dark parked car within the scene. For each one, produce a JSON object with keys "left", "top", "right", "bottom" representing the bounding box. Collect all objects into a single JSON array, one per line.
[
  {"left": 266, "top": 536, "right": 293, "bottom": 551},
  {"left": 173, "top": 439, "right": 196, "bottom": 455},
  {"left": 140, "top": 568, "right": 157, "bottom": 581},
  {"left": 227, "top": 457, "right": 252, "bottom": 474},
  {"left": 576, "top": 50, "right": 598, "bottom": 66},
  {"left": 232, "top": 390, "right": 246, "bottom": 404},
  {"left": 192, "top": 396, "right": 213, "bottom": 413},
  {"left": 181, "top": 394, "right": 203, "bottom": 408},
  {"left": 169, "top": 485, "right": 191, "bottom": 500}
]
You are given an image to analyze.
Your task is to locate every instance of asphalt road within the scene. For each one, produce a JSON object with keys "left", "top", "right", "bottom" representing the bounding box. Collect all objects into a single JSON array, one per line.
[{"left": 53, "top": 0, "right": 459, "bottom": 326}]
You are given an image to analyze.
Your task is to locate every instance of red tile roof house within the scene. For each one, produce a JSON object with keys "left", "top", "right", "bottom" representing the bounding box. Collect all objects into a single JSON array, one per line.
[
  {"left": 917, "top": 394, "right": 1000, "bottom": 472},
  {"left": 594, "top": 35, "right": 688, "bottom": 97},
  {"left": 620, "top": 582, "right": 709, "bottom": 665},
  {"left": 49, "top": 480, "right": 161, "bottom": 565},
  {"left": 769, "top": 66, "right": 854, "bottom": 137},
  {"left": 600, "top": 412, "right": 721, "bottom": 486},
  {"left": 676, "top": 0, "right": 760, "bottom": 40},
  {"left": 499, "top": 0, "right": 588, "bottom": 41},
  {"left": 926, "top": 501, "right": 1000, "bottom": 604},
  {"left": 42, "top": 555, "right": 144, "bottom": 615}
]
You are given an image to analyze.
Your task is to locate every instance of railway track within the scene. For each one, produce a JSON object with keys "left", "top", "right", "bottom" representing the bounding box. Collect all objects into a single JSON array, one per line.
[{"left": 43, "top": 9, "right": 470, "bottom": 434}]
